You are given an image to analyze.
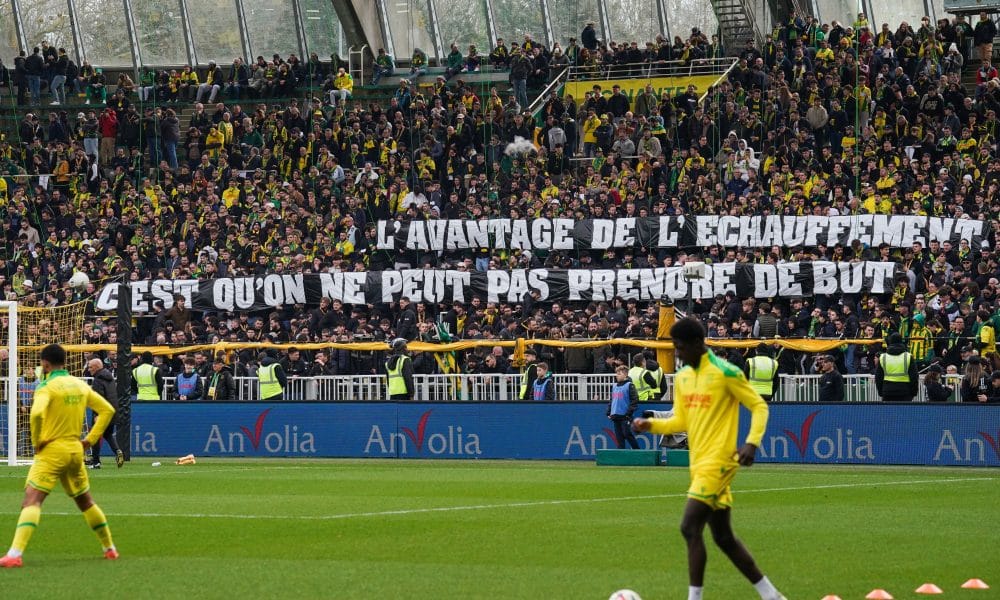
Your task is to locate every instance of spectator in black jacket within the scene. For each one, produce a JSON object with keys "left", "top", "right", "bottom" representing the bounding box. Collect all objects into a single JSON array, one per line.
[
  {"left": 206, "top": 355, "right": 237, "bottom": 401},
  {"left": 280, "top": 347, "right": 309, "bottom": 377},
  {"left": 87, "top": 358, "right": 123, "bottom": 469},
  {"left": 988, "top": 372, "right": 1000, "bottom": 403},
  {"left": 923, "top": 364, "right": 954, "bottom": 402},
  {"left": 196, "top": 61, "right": 224, "bottom": 104},
  {"left": 161, "top": 108, "right": 180, "bottom": 170},
  {"left": 607, "top": 84, "right": 630, "bottom": 119},
  {"left": 395, "top": 297, "right": 417, "bottom": 340},
  {"left": 12, "top": 51, "right": 26, "bottom": 105},
  {"left": 974, "top": 12, "right": 997, "bottom": 61},
  {"left": 581, "top": 23, "right": 599, "bottom": 51},
  {"left": 225, "top": 58, "right": 250, "bottom": 99},
  {"left": 24, "top": 47, "right": 43, "bottom": 105},
  {"left": 817, "top": 355, "right": 845, "bottom": 402},
  {"left": 960, "top": 356, "right": 991, "bottom": 403}
]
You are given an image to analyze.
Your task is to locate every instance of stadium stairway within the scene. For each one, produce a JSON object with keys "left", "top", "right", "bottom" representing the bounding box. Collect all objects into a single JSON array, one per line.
[{"left": 710, "top": 0, "right": 759, "bottom": 52}]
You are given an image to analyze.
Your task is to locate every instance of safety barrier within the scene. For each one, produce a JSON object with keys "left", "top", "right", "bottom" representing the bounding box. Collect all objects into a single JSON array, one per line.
[
  {"left": 161, "top": 374, "right": 616, "bottom": 402},
  {"left": 145, "top": 372, "right": 962, "bottom": 402}
]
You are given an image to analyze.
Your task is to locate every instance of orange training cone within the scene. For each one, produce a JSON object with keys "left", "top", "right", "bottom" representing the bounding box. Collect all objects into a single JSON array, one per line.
[
  {"left": 865, "top": 590, "right": 894, "bottom": 600},
  {"left": 915, "top": 583, "right": 943, "bottom": 594},
  {"left": 820, "top": 595, "right": 842, "bottom": 600},
  {"left": 962, "top": 579, "right": 990, "bottom": 589}
]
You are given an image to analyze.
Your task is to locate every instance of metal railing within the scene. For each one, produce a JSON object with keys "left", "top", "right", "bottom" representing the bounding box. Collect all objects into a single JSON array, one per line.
[
  {"left": 566, "top": 57, "right": 735, "bottom": 82},
  {"left": 159, "top": 374, "right": 615, "bottom": 402},
  {"left": 777, "top": 374, "right": 965, "bottom": 403},
  {"left": 348, "top": 44, "right": 368, "bottom": 87},
  {"left": 528, "top": 66, "right": 569, "bottom": 118},
  {"left": 0, "top": 373, "right": 968, "bottom": 404}
]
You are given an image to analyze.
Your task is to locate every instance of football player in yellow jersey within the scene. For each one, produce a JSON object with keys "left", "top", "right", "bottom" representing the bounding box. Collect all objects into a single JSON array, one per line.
[
  {"left": 0, "top": 344, "right": 118, "bottom": 568},
  {"left": 633, "top": 319, "right": 784, "bottom": 600}
]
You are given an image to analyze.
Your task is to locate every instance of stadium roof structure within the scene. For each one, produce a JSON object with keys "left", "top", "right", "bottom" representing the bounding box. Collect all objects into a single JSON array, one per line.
[{"left": 0, "top": 0, "right": 958, "bottom": 73}]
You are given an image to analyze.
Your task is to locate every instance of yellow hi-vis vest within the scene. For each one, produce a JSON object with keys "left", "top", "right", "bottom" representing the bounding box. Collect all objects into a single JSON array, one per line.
[
  {"left": 628, "top": 366, "right": 651, "bottom": 400},
  {"left": 519, "top": 363, "right": 537, "bottom": 399},
  {"left": 748, "top": 356, "right": 778, "bottom": 396},
  {"left": 386, "top": 356, "right": 410, "bottom": 396},
  {"left": 258, "top": 363, "right": 283, "bottom": 399},
  {"left": 641, "top": 367, "right": 663, "bottom": 401},
  {"left": 133, "top": 363, "right": 159, "bottom": 400},
  {"left": 880, "top": 352, "right": 911, "bottom": 383}
]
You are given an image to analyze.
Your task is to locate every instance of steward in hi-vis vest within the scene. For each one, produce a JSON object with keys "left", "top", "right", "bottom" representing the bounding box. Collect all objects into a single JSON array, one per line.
[
  {"left": 131, "top": 351, "right": 164, "bottom": 401},
  {"left": 385, "top": 338, "right": 415, "bottom": 401},
  {"left": 257, "top": 352, "right": 287, "bottom": 401},
  {"left": 875, "top": 333, "right": 919, "bottom": 402},
  {"left": 744, "top": 344, "right": 779, "bottom": 401},
  {"left": 629, "top": 353, "right": 665, "bottom": 402}
]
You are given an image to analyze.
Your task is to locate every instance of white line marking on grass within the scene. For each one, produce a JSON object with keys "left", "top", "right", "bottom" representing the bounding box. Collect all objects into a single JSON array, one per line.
[{"left": 2, "top": 476, "right": 992, "bottom": 521}]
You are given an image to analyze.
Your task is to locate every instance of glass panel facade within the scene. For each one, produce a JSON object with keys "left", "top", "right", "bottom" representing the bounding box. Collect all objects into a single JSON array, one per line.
[
  {"left": 299, "top": 0, "right": 341, "bottom": 60},
  {"left": 387, "top": 0, "right": 435, "bottom": 61},
  {"left": 869, "top": 0, "right": 927, "bottom": 32},
  {"left": 186, "top": 0, "right": 243, "bottom": 64},
  {"left": 664, "top": 0, "right": 718, "bottom": 42},
  {"left": 607, "top": 0, "right": 663, "bottom": 44},
  {"left": 547, "top": 0, "right": 601, "bottom": 47},
  {"left": 132, "top": 0, "right": 187, "bottom": 66},
  {"left": 815, "top": 0, "right": 862, "bottom": 25},
  {"left": 0, "top": 0, "right": 18, "bottom": 63},
  {"left": 491, "top": 0, "right": 545, "bottom": 47},
  {"left": 244, "top": 3, "right": 299, "bottom": 59},
  {"left": 435, "top": 0, "right": 490, "bottom": 54},
  {"left": 76, "top": 0, "right": 132, "bottom": 67},
  {"left": 20, "top": 0, "right": 76, "bottom": 58}
]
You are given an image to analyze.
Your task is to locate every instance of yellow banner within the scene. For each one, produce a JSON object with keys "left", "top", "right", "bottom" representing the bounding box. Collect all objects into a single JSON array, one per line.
[
  {"left": 562, "top": 74, "right": 719, "bottom": 104},
  {"left": 48, "top": 337, "right": 880, "bottom": 358}
]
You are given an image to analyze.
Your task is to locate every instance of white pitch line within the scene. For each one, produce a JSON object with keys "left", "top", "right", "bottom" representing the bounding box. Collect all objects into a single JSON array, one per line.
[{"left": 0, "top": 477, "right": 992, "bottom": 522}]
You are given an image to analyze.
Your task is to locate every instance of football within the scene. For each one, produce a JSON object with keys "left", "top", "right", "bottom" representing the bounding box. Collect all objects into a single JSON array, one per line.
[
  {"left": 608, "top": 590, "right": 642, "bottom": 600},
  {"left": 68, "top": 271, "right": 90, "bottom": 289}
]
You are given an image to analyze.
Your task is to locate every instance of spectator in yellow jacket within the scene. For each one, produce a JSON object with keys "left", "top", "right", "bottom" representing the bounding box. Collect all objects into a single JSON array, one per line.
[
  {"left": 582, "top": 109, "right": 600, "bottom": 157},
  {"left": 204, "top": 126, "right": 225, "bottom": 160},
  {"left": 331, "top": 68, "right": 353, "bottom": 106}
]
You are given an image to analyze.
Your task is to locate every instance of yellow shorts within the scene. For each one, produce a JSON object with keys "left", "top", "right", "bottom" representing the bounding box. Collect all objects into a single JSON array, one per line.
[
  {"left": 26, "top": 449, "right": 90, "bottom": 498},
  {"left": 688, "top": 464, "right": 738, "bottom": 510}
]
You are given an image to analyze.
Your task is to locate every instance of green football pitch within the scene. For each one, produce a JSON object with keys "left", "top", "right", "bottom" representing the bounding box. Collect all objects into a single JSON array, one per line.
[{"left": 0, "top": 460, "right": 996, "bottom": 599}]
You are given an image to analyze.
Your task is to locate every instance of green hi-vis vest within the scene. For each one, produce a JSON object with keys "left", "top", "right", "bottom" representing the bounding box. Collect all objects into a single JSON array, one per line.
[
  {"left": 628, "top": 366, "right": 651, "bottom": 400},
  {"left": 641, "top": 367, "right": 663, "bottom": 401},
  {"left": 258, "top": 363, "right": 283, "bottom": 399},
  {"left": 519, "top": 363, "right": 537, "bottom": 399},
  {"left": 748, "top": 356, "right": 778, "bottom": 396},
  {"left": 133, "top": 363, "right": 159, "bottom": 400},
  {"left": 880, "top": 352, "right": 911, "bottom": 383},
  {"left": 386, "top": 356, "right": 410, "bottom": 395}
]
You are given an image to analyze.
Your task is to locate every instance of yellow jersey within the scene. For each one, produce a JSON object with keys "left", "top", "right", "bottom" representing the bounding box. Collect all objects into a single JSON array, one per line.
[
  {"left": 648, "top": 351, "right": 769, "bottom": 473},
  {"left": 31, "top": 369, "right": 116, "bottom": 454}
]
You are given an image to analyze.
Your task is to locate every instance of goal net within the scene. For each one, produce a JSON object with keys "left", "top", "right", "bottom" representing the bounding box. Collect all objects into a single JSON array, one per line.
[{"left": 0, "top": 300, "right": 87, "bottom": 466}]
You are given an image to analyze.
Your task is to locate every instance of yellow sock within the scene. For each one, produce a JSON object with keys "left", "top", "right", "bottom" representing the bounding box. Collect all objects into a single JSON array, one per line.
[
  {"left": 10, "top": 505, "right": 41, "bottom": 555},
  {"left": 82, "top": 505, "right": 114, "bottom": 550}
]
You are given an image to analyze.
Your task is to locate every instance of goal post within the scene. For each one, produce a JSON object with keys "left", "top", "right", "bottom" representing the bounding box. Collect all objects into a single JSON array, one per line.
[
  {"left": 1, "top": 301, "right": 19, "bottom": 466},
  {"left": 1, "top": 299, "right": 87, "bottom": 466}
]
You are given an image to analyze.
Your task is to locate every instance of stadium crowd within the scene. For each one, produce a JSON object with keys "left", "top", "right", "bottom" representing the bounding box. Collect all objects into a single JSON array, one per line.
[{"left": 1, "top": 12, "right": 1000, "bottom": 393}]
